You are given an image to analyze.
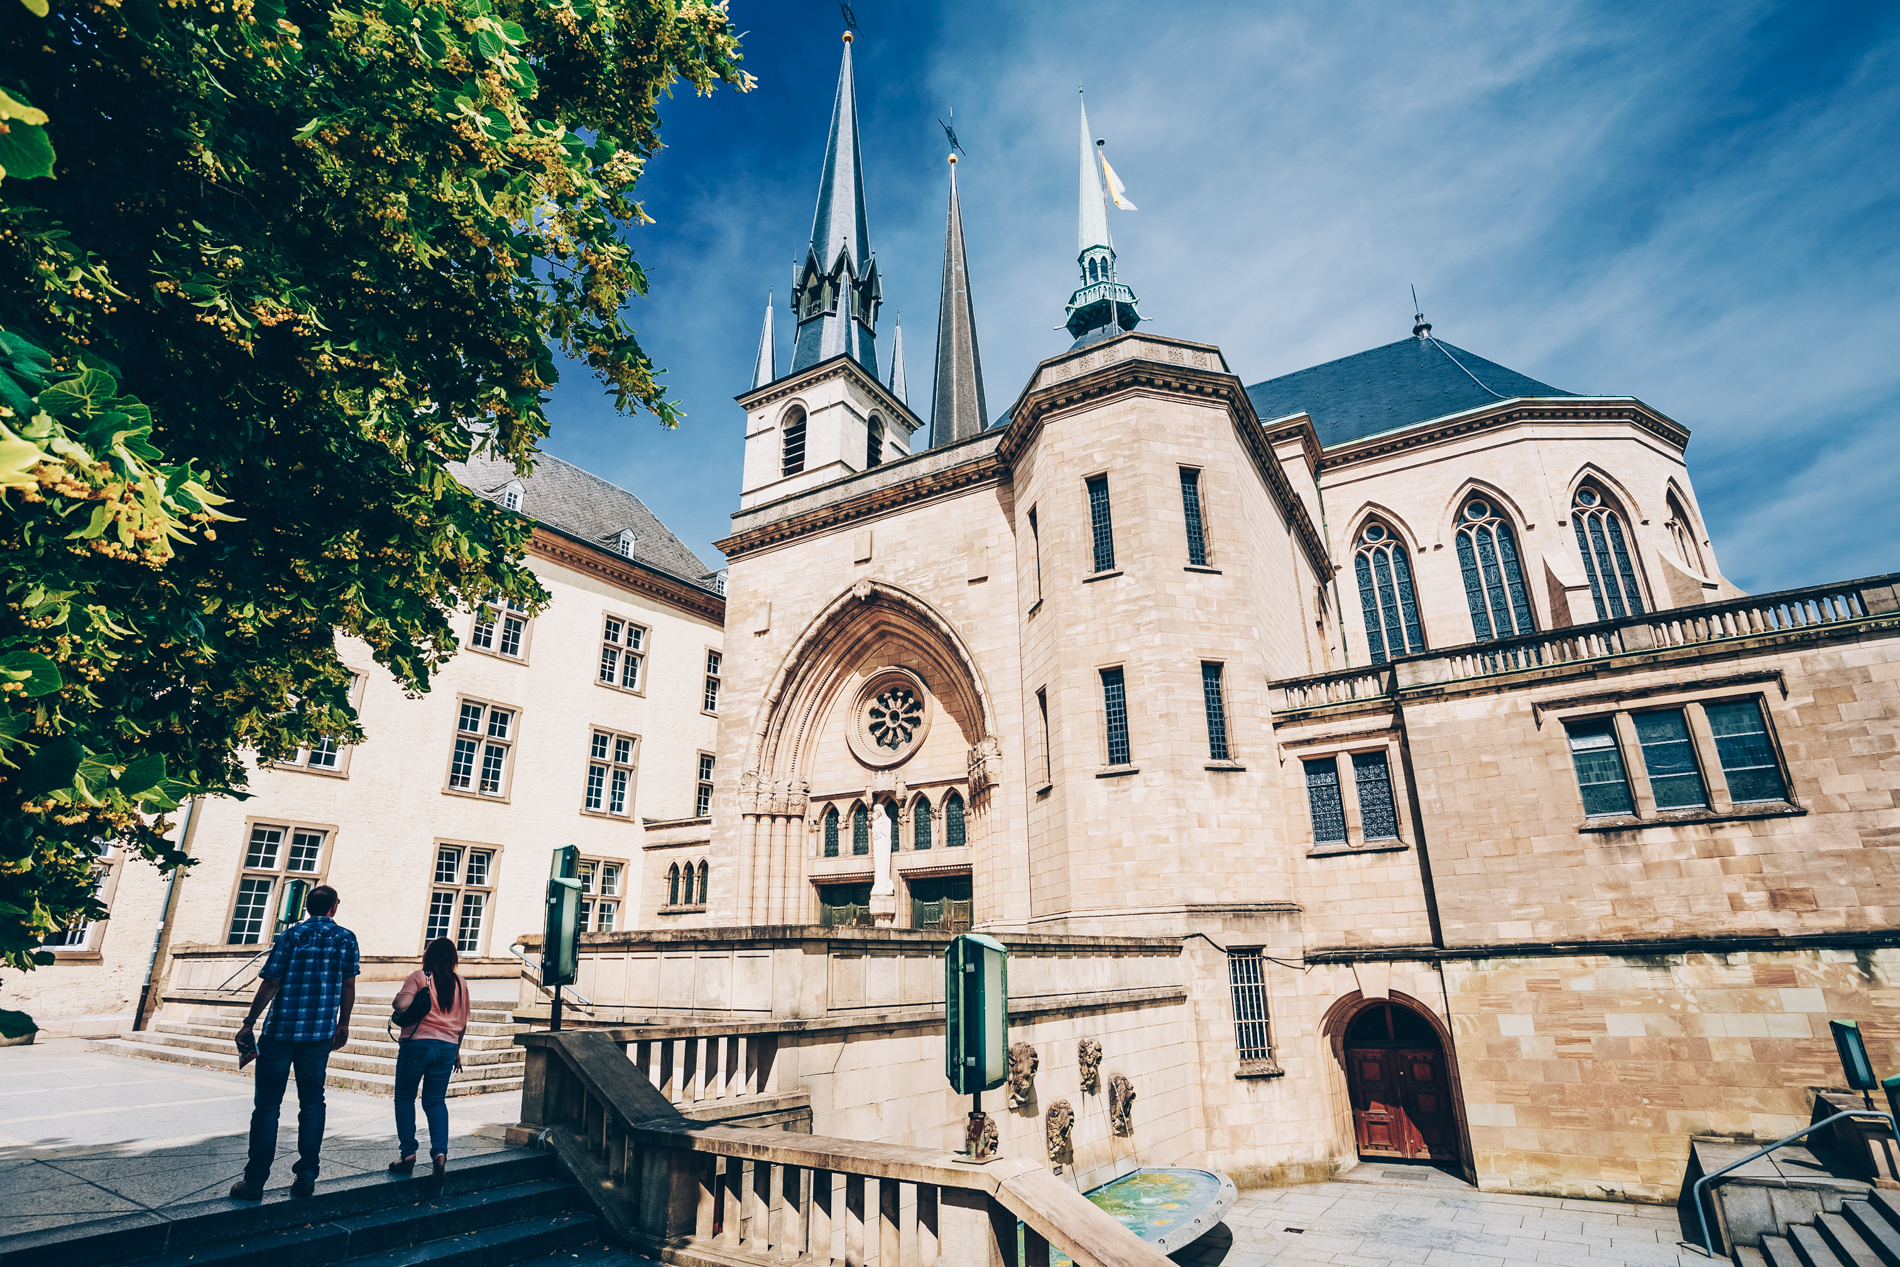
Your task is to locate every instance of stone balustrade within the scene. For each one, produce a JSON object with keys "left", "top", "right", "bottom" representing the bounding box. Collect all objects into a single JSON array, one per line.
[{"left": 518, "top": 1028, "right": 1172, "bottom": 1267}]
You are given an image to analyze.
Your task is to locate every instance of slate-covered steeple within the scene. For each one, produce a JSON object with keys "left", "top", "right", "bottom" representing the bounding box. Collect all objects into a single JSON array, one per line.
[
  {"left": 751, "top": 291, "right": 777, "bottom": 389},
  {"left": 790, "top": 33, "right": 881, "bottom": 375},
  {"left": 931, "top": 155, "right": 988, "bottom": 447},
  {"left": 888, "top": 313, "right": 908, "bottom": 405},
  {"left": 1064, "top": 92, "right": 1140, "bottom": 345}
]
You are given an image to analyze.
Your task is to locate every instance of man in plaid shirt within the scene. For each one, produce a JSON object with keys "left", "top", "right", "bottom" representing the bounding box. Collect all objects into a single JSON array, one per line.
[{"left": 229, "top": 884, "right": 359, "bottom": 1200}]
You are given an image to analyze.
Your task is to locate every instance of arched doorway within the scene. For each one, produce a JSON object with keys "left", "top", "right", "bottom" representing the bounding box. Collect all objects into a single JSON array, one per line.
[{"left": 1343, "top": 1000, "right": 1461, "bottom": 1162}]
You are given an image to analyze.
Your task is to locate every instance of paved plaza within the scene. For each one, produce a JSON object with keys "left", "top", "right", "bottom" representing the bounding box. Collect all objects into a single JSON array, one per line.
[{"left": 1, "top": 1041, "right": 1718, "bottom": 1265}]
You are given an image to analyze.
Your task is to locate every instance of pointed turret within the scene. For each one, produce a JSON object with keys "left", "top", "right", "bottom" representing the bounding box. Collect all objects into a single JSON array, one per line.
[
  {"left": 931, "top": 155, "right": 989, "bottom": 447},
  {"left": 790, "top": 33, "right": 881, "bottom": 375},
  {"left": 1064, "top": 92, "right": 1140, "bottom": 345},
  {"left": 752, "top": 291, "right": 777, "bottom": 389},
  {"left": 888, "top": 313, "right": 908, "bottom": 405}
]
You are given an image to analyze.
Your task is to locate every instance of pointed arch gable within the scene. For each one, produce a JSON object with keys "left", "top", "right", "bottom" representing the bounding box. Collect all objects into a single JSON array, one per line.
[
  {"left": 746, "top": 580, "right": 997, "bottom": 787},
  {"left": 1436, "top": 478, "right": 1535, "bottom": 538},
  {"left": 1341, "top": 501, "right": 1426, "bottom": 554},
  {"left": 1563, "top": 462, "right": 1648, "bottom": 524}
]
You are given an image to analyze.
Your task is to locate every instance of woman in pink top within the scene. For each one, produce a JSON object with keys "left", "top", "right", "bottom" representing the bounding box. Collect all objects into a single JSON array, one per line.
[{"left": 389, "top": 937, "right": 471, "bottom": 1176}]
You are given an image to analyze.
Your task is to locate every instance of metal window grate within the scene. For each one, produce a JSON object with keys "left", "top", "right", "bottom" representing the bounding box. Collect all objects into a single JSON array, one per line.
[
  {"left": 1303, "top": 757, "right": 1347, "bottom": 844},
  {"left": 1202, "top": 662, "right": 1229, "bottom": 760},
  {"left": 1180, "top": 469, "right": 1208, "bottom": 566},
  {"left": 1228, "top": 951, "right": 1273, "bottom": 1062},
  {"left": 1087, "top": 476, "right": 1115, "bottom": 573},
  {"left": 1352, "top": 751, "right": 1399, "bottom": 839},
  {"left": 1100, "top": 667, "right": 1130, "bottom": 765}
]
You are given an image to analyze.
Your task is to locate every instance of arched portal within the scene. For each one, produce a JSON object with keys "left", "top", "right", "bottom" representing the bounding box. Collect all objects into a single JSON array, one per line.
[{"left": 1336, "top": 996, "right": 1464, "bottom": 1165}]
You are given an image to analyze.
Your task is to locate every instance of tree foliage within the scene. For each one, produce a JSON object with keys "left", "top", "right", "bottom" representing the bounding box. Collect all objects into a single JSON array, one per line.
[{"left": 0, "top": 0, "right": 747, "bottom": 979}]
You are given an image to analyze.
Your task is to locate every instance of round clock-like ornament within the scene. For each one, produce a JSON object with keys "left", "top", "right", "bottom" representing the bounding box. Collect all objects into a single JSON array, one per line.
[{"left": 846, "top": 667, "right": 933, "bottom": 768}]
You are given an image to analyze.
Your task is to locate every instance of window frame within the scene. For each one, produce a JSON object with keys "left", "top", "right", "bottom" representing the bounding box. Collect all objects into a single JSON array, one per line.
[
  {"left": 866, "top": 414, "right": 885, "bottom": 469},
  {"left": 1571, "top": 484, "right": 1649, "bottom": 621},
  {"left": 1035, "top": 687, "right": 1053, "bottom": 789},
  {"left": 1099, "top": 665, "right": 1131, "bottom": 768},
  {"left": 42, "top": 840, "right": 123, "bottom": 959},
  {"left": 444, "top": 695, "right": 520, "bottom": 802},
  {"left": 272, "top": 672, "right": 367, "bottom": 778},
  {"left": 1353, "top": 521, "right": 1426, "bottom": 664},
  {"left": 702, "top": 648, "right": 723, "bottom": 716},
  {"left": 695, "top": 751, "right": 716, "bottom": 819},
  {"left": 423, "top": 840, "right": 500, "bottom": 954},
  {"left": 1201, "top": 661, "right": 1231, "bottom": 762},
  {"left": 1454, "top": 496, "right": 1536, "bottom": 642},
  {"left": 1294, "top": 741, "right": 1414, "bottom": 855},
  {"left": 1179, "top": 467, "right": 1210, "bottom": 567},
  {"left": 1027, "top": 506, "right": 1044, "bottom": 607},
  {"left": 1555, "top": 693, "right": 1798, "bottom": 826},
  {"left": 224, "top": 819, "right": 333, "bottom": 947},
  {"left": 1085, "top": 474, "right": 1116, "bottom": 575},
  {"left": 596, "top": 614, "right": 650, "bottom": 696},
  {"left": 581, "top": 728, "right": 641, "bottom": 820},
  {"left": 576, "top": 856, "right": 626, "bottom": 930},
  {"left": 1227, "top": 948, "right": 1280, "bottom": 1075},
  {"left": 781, "top": 406, "right": 808, "bottom": 478},
  {"left": 468, "top": 595, "right": 535, "bottom": 664}
]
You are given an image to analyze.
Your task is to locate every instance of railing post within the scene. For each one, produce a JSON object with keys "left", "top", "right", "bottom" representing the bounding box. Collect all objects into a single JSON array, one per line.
[
  {"left": 845, "top": 1174, "right": 867, "bottom": 1267},
  {"left": 637, "top": 1142, "right": 702, "bottom": 1245},
  {"left": 914, "top": 1185, "right": 938, "bottom": 1267},
  {"left": 696, "top": 1153, "right": 718, "bottom": 1240},
  {"left": 720, "top": 1157, "right": 744, "bottom": 1247},
  {"left": 751, "top": 1156, "right": 774, "bottom": 1250},
  {"left": 811, "top": 1169, "right": 835, "bottom": 1265},
  {"left": 518, "top": 1042, "right": 550, "bottom": 1131},
  {"left": 879, "top": 1178, "right": 901, "bottom": 1267},
  {"left": 778, "top": 1163, "right": 805, "bottom": 1259},
  {"left": 1023, "top": 1227, "right": 1049, "bottom": 1267},
  {"left": 937, "top": 1187, "right": 1004, "bottom": 1267}
]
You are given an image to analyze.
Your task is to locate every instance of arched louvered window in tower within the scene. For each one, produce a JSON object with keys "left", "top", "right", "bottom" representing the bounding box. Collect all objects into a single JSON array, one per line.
[
  {"left": 852, "top": 803, "right": 869, "bottom": 856},
  {"left": 945, "top": 791, "right": 966, "bottom": 848},
  {"left": 1455, "top": 498, "right": 1536, "bottom": 642},
  {"left": 695, "top": 861, "right": 709, "bottom": 906},
  {"left": 781, "top": 407, "right": 807, "bottom": 478},
  {"left": 823, "top": 806, "right": 839, "bottom": 858},
  {"left": 913, "top": 797, "right": 932, "bottom": 850},
  {"left": 1572, "top": 486, "right": 1646, "bottom": 620},
  {"left": 666, "top": 863, "right": 680, "bottom": 907},
  {"left": 1353, "top": 522, "right": 1425, "bottom": 663},
  {"left": 866, "top": 416, "right": 884, "bottom": 469}
]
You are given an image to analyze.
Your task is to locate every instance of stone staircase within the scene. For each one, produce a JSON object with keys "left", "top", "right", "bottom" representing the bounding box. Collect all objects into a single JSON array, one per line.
[
  {"left": 1734, "top": 1188, "right": 1900, "bottom": 1266},
  {"left": 94, "top": 995, "right": 528, "bottom": 1097},
  {"left": 0, "top": 1145, "right": 625, "bottom": 1267}
]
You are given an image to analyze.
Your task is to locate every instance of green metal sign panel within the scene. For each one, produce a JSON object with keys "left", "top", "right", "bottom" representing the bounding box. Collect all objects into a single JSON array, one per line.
[
  {"left": 543, "top": 845, "right": 582, "bottom": 988},
  {"left": 945, "top": 933, "right": 1008, "bottom": 1094},
  {"left": 1831, "top": 1018, "right": 1877, "bottom": 1091}
]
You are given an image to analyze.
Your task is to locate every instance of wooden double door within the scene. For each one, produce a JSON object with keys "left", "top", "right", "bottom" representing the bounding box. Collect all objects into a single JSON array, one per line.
[{"left": 1344, "top": 1002, "right": 1460, "bottom": 1162}]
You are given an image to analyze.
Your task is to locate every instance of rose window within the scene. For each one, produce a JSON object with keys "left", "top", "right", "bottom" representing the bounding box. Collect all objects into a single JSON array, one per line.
[{"left": 867, "top": 687, "right": 924, "bottom": 752}]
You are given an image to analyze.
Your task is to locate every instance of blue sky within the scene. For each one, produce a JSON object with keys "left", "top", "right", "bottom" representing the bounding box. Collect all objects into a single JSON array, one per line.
[{"left": 541, "top": 0, "right": 1900, "bottom": 595}]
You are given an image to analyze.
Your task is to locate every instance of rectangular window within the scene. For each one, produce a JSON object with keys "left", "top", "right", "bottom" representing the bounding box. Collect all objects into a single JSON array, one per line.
[
  {"left": 1028, "top": 507, "right": 1043, "bottom": 603},
  {"left": 576, "top": 859, "right": 622, "bottom": 931},
  {"left": 703, "top": 650, "right": 722, "bottom": 713},
  {"left": 1227, "top": 950, "right": 1273, "bottom": 1063},
  {"left": 1303, "top": 757, "right": 1347, "bottom": 845},
  {"left": 1100, "top": 667, "right": 1130, "bottom": 766},
  {"left": 447, "top": 698, "right": 515, "bottom": 798},
  {"left": 1352, "top": 751, "right": 1399, "bottom": 840},
  {"left": 1565, "top": 718, "right": 1635, "bottom": 817},
  {"left": 470, "top": 597, "right": 530, "bottom": 661},
  {"left": 1636, "top": 709, "right": 1707, "bottom": 809},
  {"left": 582, "top": 730, "right": 638, "bottom": 817},
  {"left": 274, "top": 670, "right": 364, "bottom": 777},
  {"left": 1706, "top": 699, "right": 1788, "bottom": 803},
  {"left": 1180, "top": 468, "right": 1208, "bottom": 567},
  {"left": 598, "top": 616, "right": 647, "bottom": 692},
  {"left": 1036, "top": 688, "right": 1052, "bottom": 785},
  {"left": 229, "top": 823, "right": 329, "bottom": 945},
  {"left": 1086, "top": 476, "right": 1115, "bottom": 573},
  {"left": 424, "top": 843, "right": 495, "bottom": 952},
  {"left": 1201, "top": 662, "right": 1229, "bottom": 760},
  {"left": 696, "top": 752, "right": 715, "bottom": 818},
  {"left": 44, "top": 842, "right": 119, "bottom": 952}
]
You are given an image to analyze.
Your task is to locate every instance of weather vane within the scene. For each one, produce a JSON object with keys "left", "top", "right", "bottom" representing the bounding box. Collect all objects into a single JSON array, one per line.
[
  {"left": 837, "top": 1, "right": 859, "bottom": 33},
  {"left": 937, "top": 106, "right": 967, "bottom": 157}
]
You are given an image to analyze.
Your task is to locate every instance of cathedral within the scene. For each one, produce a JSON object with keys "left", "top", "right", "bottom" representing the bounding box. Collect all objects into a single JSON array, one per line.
[{"left": 688, "top": 34, "right": 1900, "bottom": 1199}]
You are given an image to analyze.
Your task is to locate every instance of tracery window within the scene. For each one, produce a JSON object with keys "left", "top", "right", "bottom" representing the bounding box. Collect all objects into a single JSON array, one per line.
[
  {"left": 1572, "top": 485, "right": 1646, "bottom": 620},
  {"left": 1353, "top": 522, "right": 1424, "bottom": 663},
  {"left": 1665, "top": 490, "right": 1705, "bottom": 574},
  {"left": 1454, "top": 498, "right": 1535, "bottom": 642},
  {"left": 695, "top": 861, "right": 709, "bottom": 906},
  {"left": 913, "top": 796, "right": 933, "bottom": 850},
  {"left": 944, "top": 790, "right": 966, "bottom": 848},
  {"left": 667, "top": 863, "right": 681, "bottom": 906},
  {"left": 823, "top": 805, "right": 840, "bottom": 858},
  {"left": 852, "top": 802, "right": 869, "bottom": 856},
  {"left": 884, "top": 800, "right": 900, "bottom": 853},
  {"left": 781, "top": 407, "right": 807, "bottom": 478}
]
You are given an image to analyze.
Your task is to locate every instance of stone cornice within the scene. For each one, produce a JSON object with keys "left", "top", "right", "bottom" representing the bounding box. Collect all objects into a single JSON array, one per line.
[
  {"left": 715, "top": 449, "right": 1007, "bottom": 561},
  {"left": 737, "top": 352, "right": 924, "bottom": 433},
  {"left": 528, "top": 526, "right": 725, "bottom": 624},
  {"left": 1315, "top": 397, "right": 1690, "bottom": 473},
  {"left": 998, "top": 339, "right": 1333, "bottom": 580}
]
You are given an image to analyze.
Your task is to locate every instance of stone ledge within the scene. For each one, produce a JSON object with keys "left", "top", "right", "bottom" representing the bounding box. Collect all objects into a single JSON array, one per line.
[
  {"left": 1577, "top": 802, "right": 1806, "bottom": 833},
  {"left": 1082, "top": 569, "right": 1124, "bottom": 584},
  {"left": 1235, "top": 1059, "right": 1286, "bottom": 1080},
  {"left": 1306, "top": 840, "right": 1408, "bottom": 858},
  {"left": 1095, "top": 764, "right": 1140, "bottom": 779}
]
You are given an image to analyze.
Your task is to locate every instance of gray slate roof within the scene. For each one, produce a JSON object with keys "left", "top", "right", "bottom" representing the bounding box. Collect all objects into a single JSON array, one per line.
[
  {"left": 452, "top": 453, "right": 719, "bottom": 592},
  {"left": 1245, "top": 337, "right": 1574, "bottom": 450}
]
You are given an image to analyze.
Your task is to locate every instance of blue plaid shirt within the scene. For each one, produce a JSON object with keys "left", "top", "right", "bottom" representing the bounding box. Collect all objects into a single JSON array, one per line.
[{"left": 259, "top": 915, "right": 360, "bottom": 1042}]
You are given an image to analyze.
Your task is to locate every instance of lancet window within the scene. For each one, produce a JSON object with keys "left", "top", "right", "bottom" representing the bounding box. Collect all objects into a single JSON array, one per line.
[
  {"left": 1353, "top": 522, "right": 1425, "bottom": 663},
  {"left": 1571, "top": 485, "right": 1646, "bottom": 620},
  {"left": 823, "top": 805, "right": 839, "bottom": 858},
  {"left": 866, "top": 416, "right": 884, "bottom": 469},
  {"left": 913, "top": 796, "right": 933, "bottom": 850},
  {"left": 1665, "top": 489, "right": 1705, "bottom": 574},
  {"left": 852, "top": 802, "right": 869, "bottom": 856},
  {"left": 1454, "top": 498, "right": 1535, "bottom": 642},
  {"left": 944, "top": 791, "right": 965, "bottom": 848}
]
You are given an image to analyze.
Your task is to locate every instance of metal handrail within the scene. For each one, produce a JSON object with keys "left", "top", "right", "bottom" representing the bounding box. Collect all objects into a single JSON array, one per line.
[
  {"left": 213, "top": 945, "right": 272, "bottom": 992},
  {"left": 1687, "top": 1107, "right": 1897, "bottom": 1258},
  {"left": 507, "top": 940, "right": 596, "bottom": 1009}
]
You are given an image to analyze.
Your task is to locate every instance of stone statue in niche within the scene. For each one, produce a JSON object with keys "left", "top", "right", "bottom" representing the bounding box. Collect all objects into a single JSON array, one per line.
[
  {"left": 1006, "top": 1041, "right": 1039, "bottom": 1108},
  {"left": 1108, "top": 1074, "right": 1136, "bottom": 1136},
  {"left": 1044, "top": 1099, "right": 1074, "bottom": 1161},
  {"left": 1078, "top": 1038, "right": 1102, "bottom": 1093}
]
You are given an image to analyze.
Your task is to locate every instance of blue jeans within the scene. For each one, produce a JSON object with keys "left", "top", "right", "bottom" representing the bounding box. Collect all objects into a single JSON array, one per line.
[
  {"left": 245, "top": 1035, "right": 333, "bottom": 1184},
  {"left": 394, "top": 1039, "right": 458, "bottom": 1159}
]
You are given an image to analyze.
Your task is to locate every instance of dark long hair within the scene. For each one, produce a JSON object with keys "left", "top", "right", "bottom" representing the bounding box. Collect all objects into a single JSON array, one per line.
[{"left": 422, "top": 937, "right": 459, "bottom": 1012}]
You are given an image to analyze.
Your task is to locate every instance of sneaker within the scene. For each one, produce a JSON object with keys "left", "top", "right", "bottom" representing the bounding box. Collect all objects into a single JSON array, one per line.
[
  {"left": 290, "top": 1175, "right": 316, "bottom": 1198},
  {"left": 229, "top": 1179, "right": 264, "bottom": 1201}
]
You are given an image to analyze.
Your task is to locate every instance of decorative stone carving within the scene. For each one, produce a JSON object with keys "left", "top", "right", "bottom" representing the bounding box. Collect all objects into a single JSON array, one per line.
[
  {"left": 738, "top": 770, "right": 761, "bottom": 816},
  {"left": 1108, "top": 1074, "right": 1136, "bottom": 1136},
  {"left": 1044, "top": 1099, "right": 1074, "bottom": 1159},
  {"left": 967, "top": 734, "right": 1002, "bottom": 791},
  {"left": 1078, "top": 1039, "right": 1102, "bottom": 1094},
  {"left": 1007, "top": 1041, "right": 1039, "bottom": 1108},
  {"left": 851, "top": 578, "right": 875, "bottom": 603},
  {"left": 964, "top": 1111, "right": 998, "bottom": 1162}
]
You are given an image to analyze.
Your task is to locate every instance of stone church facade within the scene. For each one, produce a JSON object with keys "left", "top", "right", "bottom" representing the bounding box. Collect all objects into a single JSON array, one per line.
[{"left": 678, "top": 38, "right": 1900, "bottom": 1200}]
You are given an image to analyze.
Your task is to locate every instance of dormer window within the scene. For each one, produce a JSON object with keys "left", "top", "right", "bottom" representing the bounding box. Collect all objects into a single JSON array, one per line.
[
  {"left": 494, "top": 481, "right": 524, "bottom": 512},
  {"left": 614, "top": 529, "right": 635, "bottom": 559}
]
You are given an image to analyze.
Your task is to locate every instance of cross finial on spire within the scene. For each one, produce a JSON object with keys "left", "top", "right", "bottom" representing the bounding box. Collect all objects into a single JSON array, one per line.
[{"left": 789, "top": 33, "right": 880, "bottom": 374}]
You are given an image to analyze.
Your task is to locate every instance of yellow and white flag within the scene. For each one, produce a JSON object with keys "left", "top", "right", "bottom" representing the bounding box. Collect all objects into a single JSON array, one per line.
[{"left": 1100, "top": 152, "right": 1137, "bottom": 210}]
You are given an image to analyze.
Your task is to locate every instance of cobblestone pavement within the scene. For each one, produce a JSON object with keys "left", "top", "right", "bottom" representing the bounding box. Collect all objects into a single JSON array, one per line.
[
  {"left": 0, "top": 1040, "right": 522, "bottom": 1238},
  {"left": 1177, "top": 1164, "right": 1712, "bottom": 1267}
]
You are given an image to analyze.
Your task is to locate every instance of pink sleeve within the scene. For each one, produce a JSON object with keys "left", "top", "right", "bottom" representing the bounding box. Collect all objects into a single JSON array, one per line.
[{"left": 393, "top": 969, "right": 423, "bottom": 1013}]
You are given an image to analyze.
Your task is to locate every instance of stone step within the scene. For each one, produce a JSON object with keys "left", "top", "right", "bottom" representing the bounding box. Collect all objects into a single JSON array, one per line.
[
  {"left": 155, "top": 1021, "right": 523, "bottom": 1055},
  {"left": 1791, "top": 1222, "right": 1855, "bottom": 1266},
  {"left": 1842, "top": 1199, "right": 1900, "bottom": 1265},
  {"left": 338, "top": 1211, "right": 599, "bottom": 1267},
  {"left": 1760, "top": 1234, "right": 1804, "bottom": 1267},
  {"left": 92, "top": 1037, "right": 523, "bottom": 1097},
  {"left": 144, "top": 1026, "right": 522, "bottom": 1068},
  {"left": 1817, "top": 1211, "right": 1888, "bottom": 1267},
  {"left": 176, "top": 1015, "right": 527, "bottom": 1040}
]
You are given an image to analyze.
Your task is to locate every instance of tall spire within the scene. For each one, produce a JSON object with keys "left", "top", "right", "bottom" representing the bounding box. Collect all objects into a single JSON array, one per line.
[
  {"left": 1064, "top": 90, "right": 1140, "bottom": 345},
  {"left": 790, "top": 32, "right": 881, "bottom": 375},
  {"left": 888, "top": 313, "right": 908, "bottom": 404},
  {"left": 751, "top": 291, "right": 777, "bottom": 389},
  {"left": 931, "top": 155, "right": 988, "bottom": 447}
]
